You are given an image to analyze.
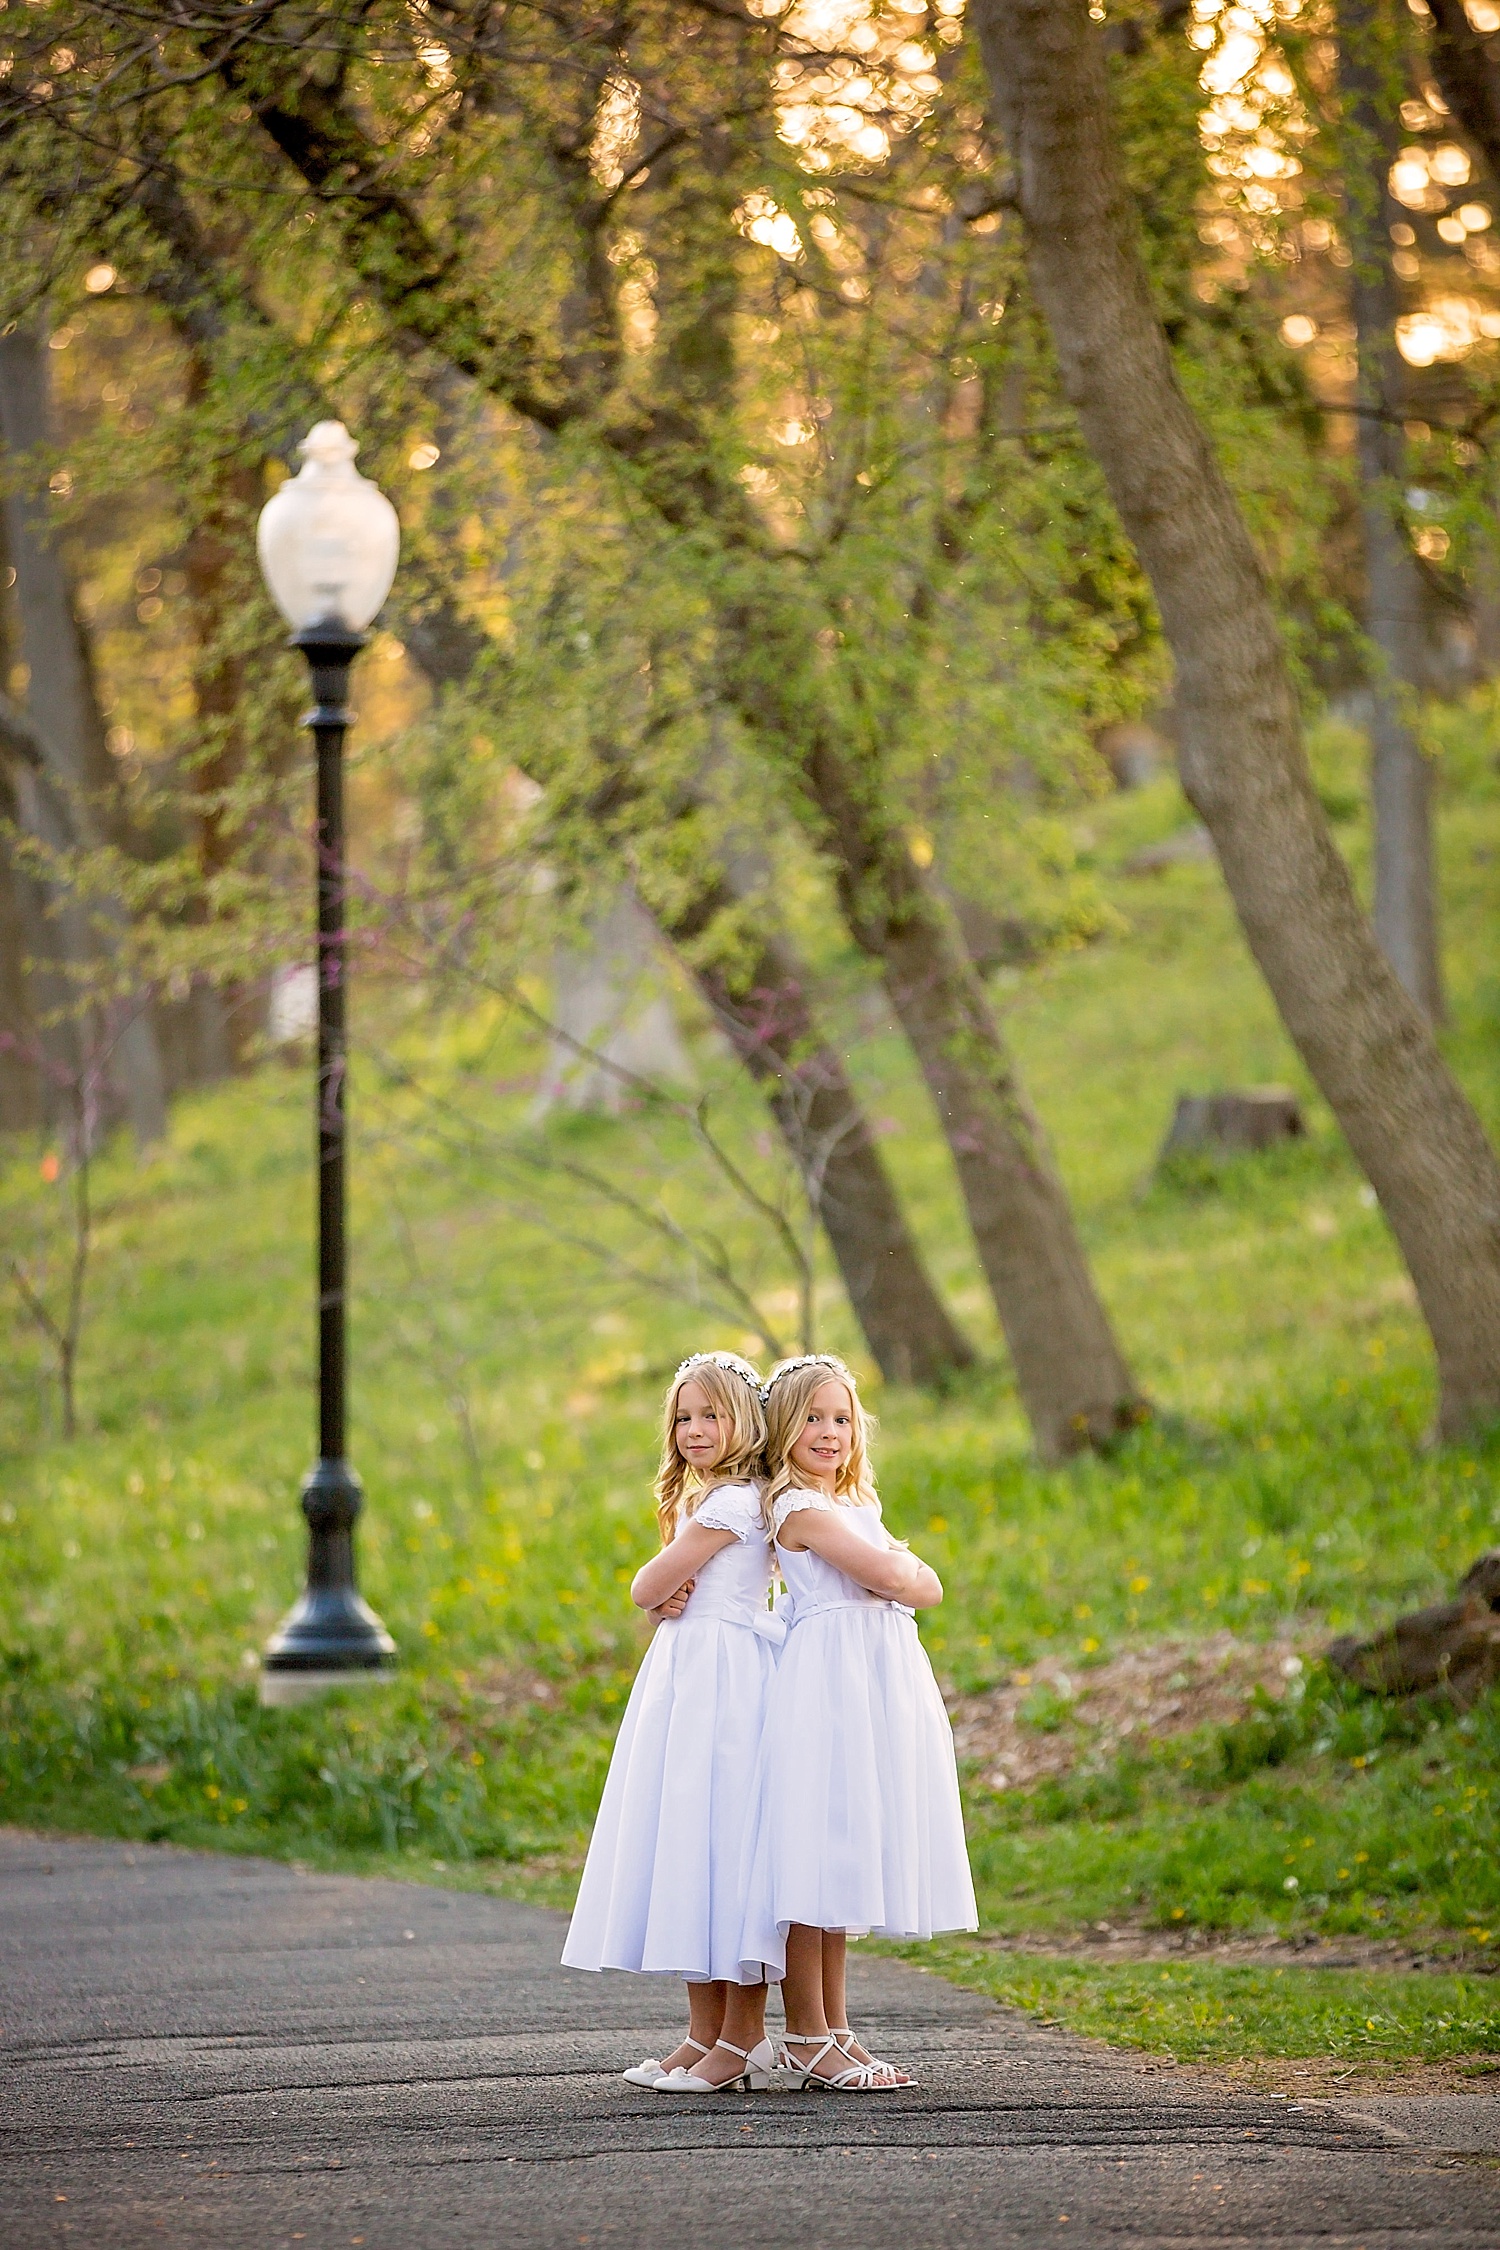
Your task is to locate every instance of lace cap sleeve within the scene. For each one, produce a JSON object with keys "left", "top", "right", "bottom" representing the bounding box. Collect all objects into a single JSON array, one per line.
[
  {"left": 771, "top": 1487, "right": 836, "bottom": 1534},
  {"left": 693, "top": 1482, "right": 761, "bottom": 1542}
]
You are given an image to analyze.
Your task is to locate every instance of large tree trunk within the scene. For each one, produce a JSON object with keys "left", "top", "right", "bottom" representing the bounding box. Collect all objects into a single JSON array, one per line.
[
  {"left": 709, "top": 568, "right": 1143, "bottom": 1454},
  {"left": 635, "top": 143, "right": 1134, "bottom": 1441},
  {"left": 974, "top": 0, "right": 1500, "bottom": 1440},
  {"left": 0, "top": 327, "right": 167, "bottom": 1149},
  {"left": 1338, "top": 0, "right": 1443, "bottom": 1022},
  {"left": 806, "top": 724, "right": 1140, "bottom": 1453},
  {"left": 878, "top": 911, "right": 1138, "bottom": 1448}
]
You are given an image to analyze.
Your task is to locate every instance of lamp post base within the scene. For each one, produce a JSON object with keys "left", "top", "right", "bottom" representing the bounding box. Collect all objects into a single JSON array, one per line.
[
  {"left": 258, "top": 1666, "right": 393, "bottom": 1710},
  {"left": 260, "top": 1457, "right": 396, "bottom": 1703}
]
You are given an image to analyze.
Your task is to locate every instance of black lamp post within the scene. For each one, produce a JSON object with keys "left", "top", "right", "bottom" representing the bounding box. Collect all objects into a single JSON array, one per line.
[{"left": 256, "top": 425, "right": 399, "bottom": 1706}]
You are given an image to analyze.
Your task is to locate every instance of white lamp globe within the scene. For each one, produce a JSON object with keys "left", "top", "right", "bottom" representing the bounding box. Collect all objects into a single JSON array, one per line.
[{"left": 256, "top": 422, "right": 400, "bottom": 634}]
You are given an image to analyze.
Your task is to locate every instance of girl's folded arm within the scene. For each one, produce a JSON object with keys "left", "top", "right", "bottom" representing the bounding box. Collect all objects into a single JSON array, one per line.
[
  {"left": 631, "top": 1519, "right": 738, "bottom": 1610},
  {"left": 782, "top": 1506, "right": 943, "bottom": 1608}
]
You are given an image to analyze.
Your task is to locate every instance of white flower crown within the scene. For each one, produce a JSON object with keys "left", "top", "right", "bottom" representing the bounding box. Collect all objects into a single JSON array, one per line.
[
  {"left": 760, "top": 1352, "right": 855, "bottom": 1403},
  {"left": 674, "top": 1350, "right": 764, "bottom": 1391}
]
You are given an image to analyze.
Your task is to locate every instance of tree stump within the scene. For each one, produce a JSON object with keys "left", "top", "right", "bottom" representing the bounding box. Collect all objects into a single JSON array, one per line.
[
  {"left": 534, "top": 890, "right": 693, "bottom": 1118},
  {"left": 1123, "top": 823, "right": 1215, "bottom": 874},
  {"left": 1325, "top": 1549, "right": 1500, "bottom": 1708},
  {"left": 1096, "top": 718, "right": 1165, "bottom": 791},
  {"left": 1159, "top": 1087, "right": 1305, "bottom": 1162},
  {"left": 952, "top": 893, "right": 1037, "bottom": 973}
]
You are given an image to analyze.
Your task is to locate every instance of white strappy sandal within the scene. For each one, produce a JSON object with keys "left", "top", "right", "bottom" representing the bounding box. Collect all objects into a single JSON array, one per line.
[
  {"left": 828, "top": 2026, "right": 915, "bottom": 2086},
  {"left": 655, "top": 2036, "right": 776, "bottom": 2093},
  {"left": 622, "top": 2034, "right": 709, "bottom": 2089},
  {"left": 779, "top": 2031, "right": 909, "bottom": 2092}
]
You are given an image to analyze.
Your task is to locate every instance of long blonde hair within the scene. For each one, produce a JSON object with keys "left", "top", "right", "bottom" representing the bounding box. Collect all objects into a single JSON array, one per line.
[
  {"left": 653, "top": 1352, "right": 766, "bottom": 1542},
  {"left": 760, "top": 1354, "right": 878, "bottom": 1529}
]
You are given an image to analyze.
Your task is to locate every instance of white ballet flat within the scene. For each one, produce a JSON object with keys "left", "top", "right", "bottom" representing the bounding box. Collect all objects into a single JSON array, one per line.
[
  {"left": 655, "top": 2036, "right": 776, "bottom": 2093},
  {"left": 622, "top": 2034, "right": 709, "bottom": 2088},
  {"left": 779, "top": 2031, "right": 911, "bottom": 2092}
]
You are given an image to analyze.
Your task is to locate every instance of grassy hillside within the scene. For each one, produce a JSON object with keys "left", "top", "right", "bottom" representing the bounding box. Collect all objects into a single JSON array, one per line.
[{"left": 2, "top": 700, "right": 1497, "bottom": 2062}]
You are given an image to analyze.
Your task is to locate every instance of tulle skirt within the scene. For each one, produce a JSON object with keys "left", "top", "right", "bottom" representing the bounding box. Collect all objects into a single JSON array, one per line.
[
  {"left": 737, "top": 1606, "right": 977, "bottom": 1982},
  {"left": 562, "top": 1613, "right": 780, "bottom": 1984}
]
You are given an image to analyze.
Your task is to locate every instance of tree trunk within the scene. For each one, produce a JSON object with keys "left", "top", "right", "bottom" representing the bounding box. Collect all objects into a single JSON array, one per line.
[
  {"left": 0, "top": 518, "right": 42, "bottom": 1130},
  {"left": 671, "top": 883, "right": 977, "bottom": 1388},
  {"left": 178, "top": 364, "right": 268, "bottom": 1082},
  {"left": 1425, "top": 0, "right": 1500, "bottom": 181},
  {"left": 974, "top": 0, "right": 1500, "bottom": 1441},
  {"left": 815, "top": 748, "right": 1140, "bottom": 1452},
  {"left": 0, "top": 756, "right": 44, "bottom": 1131},
  {"left": 0, "top": 327, "right": 167, "bottom": 1149},
  {"left": 1, "top": 693, "right": 96, "bottom": 1131},
  {"left": 1339, "top": 0, "right": 1443, "bottom": 1022},
  {"left": 710, "top": 571, "right": 1143, "bottom": 1454}
]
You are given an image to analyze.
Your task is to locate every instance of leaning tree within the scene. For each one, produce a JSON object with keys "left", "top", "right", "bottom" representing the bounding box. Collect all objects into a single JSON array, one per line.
[{"left": 975, "top": 0, "right": 1500, "bottom": 1441}]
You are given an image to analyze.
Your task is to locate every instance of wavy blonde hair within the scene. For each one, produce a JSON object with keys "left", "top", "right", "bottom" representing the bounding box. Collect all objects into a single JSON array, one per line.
[
  {"left": 760, "top": 1354, "right": 878, "bottom": 1530},
  {"left": 653, "top": 1354, "right": 766, "bottom": 1543}
]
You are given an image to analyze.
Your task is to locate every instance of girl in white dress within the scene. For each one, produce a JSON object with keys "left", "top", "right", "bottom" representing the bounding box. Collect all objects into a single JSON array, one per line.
[
  {"left": 561, "top": 1351, "right": 780, "bottom": 2094},
  {"left": 738, "top": 1355, "right": 977, "bottom": 2091}
]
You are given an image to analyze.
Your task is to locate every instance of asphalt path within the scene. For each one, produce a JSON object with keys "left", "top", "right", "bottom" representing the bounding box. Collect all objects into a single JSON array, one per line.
[{"left": 2, "top": 1829, "right": 1496, "bottom": 2248}]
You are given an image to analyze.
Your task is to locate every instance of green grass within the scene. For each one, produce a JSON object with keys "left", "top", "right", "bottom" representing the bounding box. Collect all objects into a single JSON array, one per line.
[
  {"left": 959, "top": 1667, "right": 1500, "bottom": 1948},
  {"left": 896, "top": 1945, "right": 1500, "bottom": 2066},
  {"left": 3, "top": 696, "right": 1500, "bottom": 2060}
]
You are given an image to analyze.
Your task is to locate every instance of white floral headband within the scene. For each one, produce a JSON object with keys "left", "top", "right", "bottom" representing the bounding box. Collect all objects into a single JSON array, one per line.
[
  {"left": 760, "top": 1352, "right": 856, "bottom": 1404},
  {"left": 674, "top": 1350, "right": 764, "bottom": 1392}
]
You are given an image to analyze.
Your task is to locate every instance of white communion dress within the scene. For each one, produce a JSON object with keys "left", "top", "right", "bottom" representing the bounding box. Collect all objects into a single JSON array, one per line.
[
  {"left": 737, "top": 1489, "right": 977, "bottom": 1982},
  {"left": 562, "top": 1481, "right": 783, "bottom": 1984}
]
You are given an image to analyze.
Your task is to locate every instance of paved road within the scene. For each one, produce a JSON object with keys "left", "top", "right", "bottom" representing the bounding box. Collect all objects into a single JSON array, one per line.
[{"left": 2, "top": 1830, "right": 1496, "bottom": 2248}]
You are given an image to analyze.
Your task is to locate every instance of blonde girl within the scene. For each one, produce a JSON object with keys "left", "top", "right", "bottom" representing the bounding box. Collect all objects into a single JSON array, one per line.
[
  {"left": 737, "top": 1354, "right": 977, "bottom": 2090},
  {"left": 562, "top": 1351, "right": 780, "bottom": 2094}
]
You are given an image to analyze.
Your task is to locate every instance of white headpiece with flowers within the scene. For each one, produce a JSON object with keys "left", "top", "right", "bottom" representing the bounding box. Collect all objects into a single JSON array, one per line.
[
  {"left": 760, "top": 1352, "right": 854, "bottom": 1403},
  {"left": 675, "top": 1349, "right": 764, "bottom": 1390}
]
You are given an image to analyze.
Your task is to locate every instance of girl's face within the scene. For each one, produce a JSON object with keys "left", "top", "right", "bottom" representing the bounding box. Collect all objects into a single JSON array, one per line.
[
  {"left": 674, "top": 1378, "right": 724, "bottom": 1471},
  {"left": 789, "top": 1379, "right": 854, "bottom": 1491}
]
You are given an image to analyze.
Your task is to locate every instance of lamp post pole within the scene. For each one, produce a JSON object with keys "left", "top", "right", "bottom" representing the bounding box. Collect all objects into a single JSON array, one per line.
[
  {"left": 259, "top": 625, "right": 395, "bottom": 1705},
  {"left": 256, "top": 422, "right": 399, "bottom": 1706},
  {"left": 307, "top": 624, "right": 360, "bottom": 1483}
]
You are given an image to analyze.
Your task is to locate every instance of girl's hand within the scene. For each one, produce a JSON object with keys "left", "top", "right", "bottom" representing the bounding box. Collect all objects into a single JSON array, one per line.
[
  {"left": 648, "top": 1579, "right": 695, "bottom": 1625},
  {"left": 899, "top": 1554, "right": 944, "bottom": 1608},
  {"left": 779, "top": 1505, "right": 944, "bottom": 1609},
  {"left": 631, "top": 1521, "right": 737, "bottom": 1610},
  {"left": 881, "top": 1529, "right": 942, "bottom": 1607}
]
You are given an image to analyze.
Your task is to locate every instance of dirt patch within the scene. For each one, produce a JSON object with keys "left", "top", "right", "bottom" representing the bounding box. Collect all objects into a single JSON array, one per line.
[
  {"left": 957, "top": 1925, "right": 1497, "bottom": 1976},
  {"left": 949, "top": 1629, "right": 1318, "bottom": 1793},
  {"left": 457, "top": 1665, "right": 563, "bottom": 1718},
  {"left": 1173, "top": 2055, "right": 1500, "bottom": 2100}
]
